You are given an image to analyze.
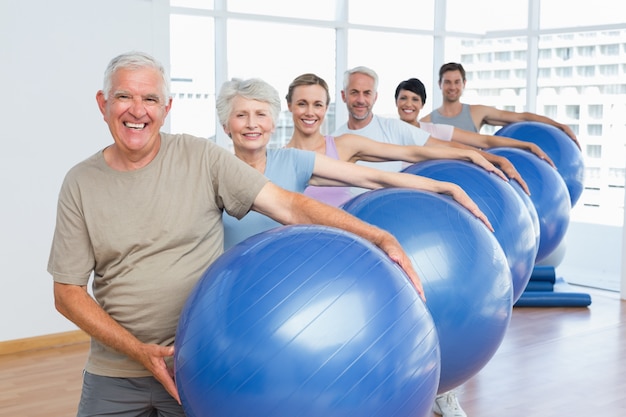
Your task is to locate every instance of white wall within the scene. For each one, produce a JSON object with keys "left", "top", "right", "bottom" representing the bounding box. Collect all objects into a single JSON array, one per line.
[
  {"left": 0, "top": 0, "right": 168, "bottom": 342},
  {"left": 558, "top": 223, "right": 623, "bottom": 292},
  {"left": 621, "top": 192, "right": 626, "bottom": 299}
]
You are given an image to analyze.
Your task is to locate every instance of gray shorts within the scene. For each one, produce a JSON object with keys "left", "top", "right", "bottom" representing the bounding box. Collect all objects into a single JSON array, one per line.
[{"left": 77, "top": 371, "right": 186, "bottom": 417}]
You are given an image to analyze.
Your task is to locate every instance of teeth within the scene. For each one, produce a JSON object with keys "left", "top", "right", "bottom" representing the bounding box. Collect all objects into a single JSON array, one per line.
[
  {"left": 125, "top": 122, "right": 145, "bottom": 129},
  {"left": 302, "top": 120, "right": 316, "bottom": 125}
]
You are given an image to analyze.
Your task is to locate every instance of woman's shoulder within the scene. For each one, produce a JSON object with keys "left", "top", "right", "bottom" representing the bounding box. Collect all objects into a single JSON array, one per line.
[{"left": 267, "top": 147, "right": 315, "bottom": 164}]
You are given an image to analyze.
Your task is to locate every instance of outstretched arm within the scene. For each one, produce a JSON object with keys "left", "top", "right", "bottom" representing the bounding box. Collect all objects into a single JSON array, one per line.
[
  {"left": 476, "top": 104, "right": 580, "bottom": 149},
  {"left": 480, "top": 151, "right": 531, "bottom": 195},
  {"left": 336, "top": 133, "right": 508, "bottom": 181},
  {"left": 450, "top": 127, "right": 556, "bottom": 168},
  {"left": 427, "top": 137, "right": 531, "bottom": 195},
  {"left": 307, "top": 154, "right": 494, "bottom": 231},
  {"left": 251, "top": 183, "right": 425, "bottom": 300},
  {"left": 54, "top": 283, "right": 181, "bottom": 404}
]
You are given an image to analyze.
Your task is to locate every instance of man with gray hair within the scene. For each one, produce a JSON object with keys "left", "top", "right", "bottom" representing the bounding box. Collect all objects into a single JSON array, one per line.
[
  {"left": 48, "top": 51, "right": 423, "bottom": 416},
  {"left": 334, "top": 65, "right": 475, "bottom": 417},
  {"left": 333, "top": 65, "right": 529, "bottom": 196}
]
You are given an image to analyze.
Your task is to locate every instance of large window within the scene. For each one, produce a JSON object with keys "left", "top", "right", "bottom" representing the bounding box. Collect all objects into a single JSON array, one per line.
[
  {"left": 349, "top": 0, "right": 434, "bottom": 29},
  {"left": 226, "top": 19, "right": 336, "bottom": 148},
  {"left": 169, "top": 14, "right": 215, "bottom": 140},
  {"left": 446, "top": 0, "right": 528, "bottom": 33},
  {"left": 169, "top": 0, "right": 626, "bottom": 228},
  {"left": 347, "top": 30, "right": 433, "bottom": 118},
  {"left": 169, "top": 1, "right": 436, "bottom": 146},
  {"left": 228, "top": 0, "right": 336, "bottom": 20},
  {"left": 541, "top": 0, "right": 625, "bottom": 28}
]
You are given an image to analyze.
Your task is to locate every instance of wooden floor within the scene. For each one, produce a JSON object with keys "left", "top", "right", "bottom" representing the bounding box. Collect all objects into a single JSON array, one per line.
[{"left": 1, "top": 286, "right": 624, "bottom": 417}]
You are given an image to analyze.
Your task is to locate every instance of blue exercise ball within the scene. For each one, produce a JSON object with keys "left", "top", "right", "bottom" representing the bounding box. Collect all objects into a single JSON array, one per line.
[
  {"left": 495, "top": 121, "right": 585, "bottom": 207},
  {"left": 489, "top": 147, "right": 571, "bottom": 263},
  {"left": 535, "top": 239, "right": 567, "bottom": 268},
  {"left": 403, "top": 159, "right": 537, "bottom": 302},
  {"left": 507, "top": 179, "right": 541, "bottom": 253},
  {"left": 175, "top": 225, "right": 440, "bottom": 417},
  {"left": 342, "top": 189, "right": 513, "bottom": 394}
]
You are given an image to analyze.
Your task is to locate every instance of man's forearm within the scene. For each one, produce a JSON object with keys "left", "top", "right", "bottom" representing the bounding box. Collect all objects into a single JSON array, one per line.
[{"left": 53, "top": 282, "right": 144, "bottom": 360}]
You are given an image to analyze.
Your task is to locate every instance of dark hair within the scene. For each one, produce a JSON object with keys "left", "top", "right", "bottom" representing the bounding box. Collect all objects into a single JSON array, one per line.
[
  {"left": 394, "top": 78, "right": 427, "bottom": 105},
  {"left": 286, "top": 73, "right": 331, "bottom": 105},
  {"left": 439, "top": 62, "right": 466, "bottom": 83}
]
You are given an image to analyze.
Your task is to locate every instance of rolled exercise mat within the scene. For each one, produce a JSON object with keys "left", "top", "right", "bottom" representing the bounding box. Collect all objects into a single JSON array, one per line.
[
  {"left": 529, "top": 265, "right": 556, "bottom": 282},
  {"left": 523, "top": 280, "right": 554, "bottom": 292},
  {"left": 516, "top": 274, "right": 592, "bottom": 307},
  {"left": 514, "top": 291, "right": 592, "bottom": 307}
]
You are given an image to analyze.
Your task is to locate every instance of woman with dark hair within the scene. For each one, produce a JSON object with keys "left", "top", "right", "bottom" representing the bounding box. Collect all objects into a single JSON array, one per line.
[{"left": 394, "top": 77, "right": 555, "bottom": 171}]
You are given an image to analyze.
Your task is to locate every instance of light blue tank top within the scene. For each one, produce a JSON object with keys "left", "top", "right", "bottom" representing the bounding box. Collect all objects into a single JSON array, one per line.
[{"left": 222, "top": 148, "right": 315, "bottom": 250}]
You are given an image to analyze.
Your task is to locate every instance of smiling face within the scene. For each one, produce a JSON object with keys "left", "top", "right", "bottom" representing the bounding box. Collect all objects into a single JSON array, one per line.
[
  {"left": 224, "top": 95, "right": 275, "bottom": 155},
  {"left": 396, "top": 88, "right": 424, "bottom": 125},
  {"left": 287, "top": 84, "right": 328, "bottom": 136},
  {"left": 96, "top": 66, "right": 171, "bottom": 166},
  {"left": 341, "top": 72, "right": 378, "bottom": 123},
  {"left": 439, "top": 69, "right": 466, "bottom": 103}
]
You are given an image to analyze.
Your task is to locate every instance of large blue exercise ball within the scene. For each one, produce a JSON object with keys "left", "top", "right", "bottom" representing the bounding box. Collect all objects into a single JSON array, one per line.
[
  {"left": 507, "top": 179, "right": 541, "bottom": 252},
  {"left": 342, "top": 189, "right": 513, "bottom": 394},
  {"left": 175, "top": 225, "right": 440, "bottom": 417},
  {"left": 535, "top": 239, "right": 567, "bottom": 268},
  {"left": 495, "top": 121, "right": 585, "bottom": 207},
  {"left": 489, "top": 147, "right": 571, "bottom": 263},
  {"left": 403, "top": 159, "right": 537, "bottom": 302}
]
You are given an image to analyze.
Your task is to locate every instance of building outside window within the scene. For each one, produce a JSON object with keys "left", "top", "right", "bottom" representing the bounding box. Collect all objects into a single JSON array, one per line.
[{"left": 168, "top": 0, "right": 626, "bottom": 231}]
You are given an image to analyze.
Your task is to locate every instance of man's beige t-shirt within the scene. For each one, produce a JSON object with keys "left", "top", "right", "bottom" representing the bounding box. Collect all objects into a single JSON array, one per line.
[{"left": 47, "top": 133, "right": 268, "bottom": 377}]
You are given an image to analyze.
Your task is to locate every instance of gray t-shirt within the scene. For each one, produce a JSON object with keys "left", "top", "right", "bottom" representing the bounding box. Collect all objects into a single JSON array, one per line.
[
  {"left": 428, "top": 103, "right": 478, "bottom": 133},
  {"left": 47, "top": 132, "right": 268, "bottom": 377}
]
